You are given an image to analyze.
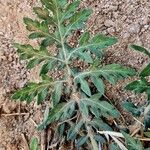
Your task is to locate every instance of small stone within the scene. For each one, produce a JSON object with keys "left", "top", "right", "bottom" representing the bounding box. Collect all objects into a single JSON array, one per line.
[
  {"left": 104, "top": 19, "right": 115, "bottom": 27},
  {"left": 109, "top": 5, "right": 118, "bottom": 11},
  {"left": 123, "top": 32, "right": 130, "bottom": 38},
  {"left": 129, "top": 24, "right": 140, "bottom": 34},
  {"left": 113, "top": 12, "right": 119, "bottom": 18},
  {"left": 8, "top": 55, "right": 13, "bottom": 62},
  {"left": 107, "top": 27, "right": 115, "bottom": 34},
  {"left": 1, "top": 55, "right": 7, "bottom": 61},
  {"left": 144, "top": 25, "right": 149, "bottom": 29},
  {"left": 23, "top": 113, "right": 30, "bottom": 121}
]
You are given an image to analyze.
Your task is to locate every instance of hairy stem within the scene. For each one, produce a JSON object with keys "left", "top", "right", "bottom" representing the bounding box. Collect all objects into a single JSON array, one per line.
[
  {"left": 54, "top": 1, "right": 72, "bottom": 87},
  {"left": 86, "top": 125, "right": 98, "bottom": 150},
  {"left": 73, "top": 91, "right": 98, "bottom": 150}
]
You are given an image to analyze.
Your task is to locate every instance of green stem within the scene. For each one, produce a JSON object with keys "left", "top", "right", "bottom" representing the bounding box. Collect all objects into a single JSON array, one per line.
[
  {"left": 81, "top": 113, "right": 99, "bottom": 150},
  {"left": 55, "top": 0, "right": 72, "bottom": 84},
  {"left": 86, "top": 125, "right": 98, "bottom": 150}
]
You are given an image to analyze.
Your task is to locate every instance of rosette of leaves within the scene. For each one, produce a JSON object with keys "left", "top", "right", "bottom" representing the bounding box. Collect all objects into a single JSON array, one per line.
[
  {"left": 124, "top": 45, "right": 150, "bottom": 130},
  {"left": 12, "top": 0, "right": 135, "bottom": 149}
]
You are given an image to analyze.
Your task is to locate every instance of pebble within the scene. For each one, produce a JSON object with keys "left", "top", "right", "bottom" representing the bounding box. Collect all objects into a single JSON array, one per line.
[
  {"left": 107, "top": 27, "right": 115, "bottom": 34},
  {"left": 111, "top": 5, "right": 118, "bottom": 11},
  {"left": 1, "top": 55, "right": 7, "bottom": 61},
  {"left": 104, "top": 19, "right": 115, "bottom": 27},
  {"left": 23, "top": 114, "right": 30, "bottom": 121},
  {"left": 123, "top": 32, "right": 130, "bottom": 38},
  {"left": 129, "top": 24, "right": 140, "bottom": 34},
  {"left": 8, "top": 55, "right": 13, "bottom": 62}
]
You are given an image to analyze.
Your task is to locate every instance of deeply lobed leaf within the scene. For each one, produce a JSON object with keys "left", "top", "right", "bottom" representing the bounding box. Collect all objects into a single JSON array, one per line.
[
  {"left": 122, "top": 101, "right": 141, "bottom": 117},
  {"left": 130, "top": 44, "right": 150, "bottom": 58},
  {"left": 12, "top": 80, "right": 65, "bottom": 104},
  {"left": 75, "top": 64, "right": 135, "bottom": 96},
  {"left": 79, "top": 97, "right": 120, "bottom": 118},
  {"left": 68, "top": 34, "right": 117, "bottom": 62},
  {"left": 125, "top": 78, "right": 150, "bottom": 100},
  {"left": 38, "top": 101, "right": 75, "bottom": 130}
]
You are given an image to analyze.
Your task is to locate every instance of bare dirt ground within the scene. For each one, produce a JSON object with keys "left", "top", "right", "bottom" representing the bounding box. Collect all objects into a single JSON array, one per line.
[{"left": 0, "top": 0, "right": 149, "bottom": 149}]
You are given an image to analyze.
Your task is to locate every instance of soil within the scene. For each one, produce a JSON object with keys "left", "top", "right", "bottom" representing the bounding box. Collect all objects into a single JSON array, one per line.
[{"left": 0, "top": 0, "right": 149, "bottom": 149}]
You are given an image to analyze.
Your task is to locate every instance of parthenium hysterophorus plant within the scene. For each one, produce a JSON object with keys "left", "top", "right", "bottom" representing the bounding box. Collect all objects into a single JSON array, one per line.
[{"left": 12, "top": 0, "right": 135, "bottom": 149}]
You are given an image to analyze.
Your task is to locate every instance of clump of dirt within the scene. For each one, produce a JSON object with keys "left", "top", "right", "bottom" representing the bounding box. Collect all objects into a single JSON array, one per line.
[{"left": 0, "top": 0, "right": 149, "bottom": 149}]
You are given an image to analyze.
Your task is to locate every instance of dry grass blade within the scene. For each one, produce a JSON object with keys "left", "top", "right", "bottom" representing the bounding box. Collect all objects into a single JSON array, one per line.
[{"left": 98, "top": 131, "right": 124, "bottom": 138}]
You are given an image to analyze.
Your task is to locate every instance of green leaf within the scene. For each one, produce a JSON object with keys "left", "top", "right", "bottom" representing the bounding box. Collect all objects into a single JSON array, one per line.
[
  {"left": 38, "top": 101, "right": 75, "bottom": 130},
  {"left": 24, "top": 17, "right": 49, "bottom": 33},
  {"left": 140, "top": 63, "right": 150, "bottom": 77},
  {"left": 67, "top": 120, "right": 84, "bottom": 140},
  {"left": 57, "top": 0, "right": 67, "bottom": 7},
  {"left": 27, "top": 59, "right": 41, "bottom": 69},
  {"left": 76, "top": 136, "right": 88, "bottom": 147},
  {"left": 64, "top": 9, "right": 92, "bottom": 37},
  {"left": 40, "top": 60, "right": 56, "bottom": 75},
  {"left": 33, "top": 7, "right": 49, "bottom": 20},
  {"left": 79, "top": 98, "right": 120, "bottom": 118},
  {"left": 91, "top": 76, "right": 105, "bottom": 95},
  {"left": 23, "top": 17, "right": 38, "bottom": 31},
  {"left": 41, "top": 74, "right": 53, "bottom": 81},
  {"left": 63, "top": 0, "right": 80, "bottom": 20},
  {"left": 51, "top": 82, "right": 63, "bottom": 106},
  {"left": 23, "top": 16, "right": 60, "bottom": 44},
  {"left": 109, "top": 143, "right": 121, "bottom": 150},
  {"left": 79, "top": 101, "right": 89, "bottom": 117},
  {"left": 99, "top": 64, "right": 135, "bottom": 84},
  {"left": 37, "top": 88, "right": 48, "bottom": 105},
  {"left": 125, "top": 78, "right": 150, "bottom": 99},
  {"left": 12, "top": 81, "right": 57, "bottom": 104},
  {"left": 77, "top": 51, "right": 93, "bottom": 63},
  {"left": 29, "top": 32, "right": 45, "bottom": 39},
  {"left": 144, "top": 104, "right": 150, "bottom": 130},
  {"left": 14, "top": 43, "right": 63, "bottom": 70},
  {"left": 122, "top": 131, "right": 144, "bottom": 150},
  {"left": 130, "top": 44, "right": 150, "bottom": 58},
  {"left": 14, "top": 43, "right": 47, "bottom": 61},
  {"left": 94, "top": 134, "right": 106, "bottom": 143},
  {"left": 90, "top": 34, "right": 117, "bottom": 53},
  {"left": 41, "top": 37, "right": 55, "bottom": 47},
  {"left": 41, "top": 0, "right": 66, "bottom": 16},
  {"left": 90, "top": 93, "right": 103, "bottom": 100},
  {"left": 41, "top": 0, "right": 55, "bottom": 13},
  {"left": 57, "top": 123, "right": 65, "bottom": 137},
  {"left": 89, "top": 119, "right": 112, "bottom": 131},
  {"left": 68, "top": 34, "right": 117, "bottom": 60},
  {"left": 79, "top": 78, "right": 91, "bottom": 96},
  {"left": 30, "top": 138, "right": 38, "bottom": 150},
  {"left": 144, "top": 132, "right": 150, "bottom": 138},
  {"left": 122, "top": 102, "right": 141, "bottom": 117},
  {"left": 75, "top": 64, "right": 135, "bottom": 86},
  {"left": 79, "top": 32, "right": 90, "bottom": 46}
]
